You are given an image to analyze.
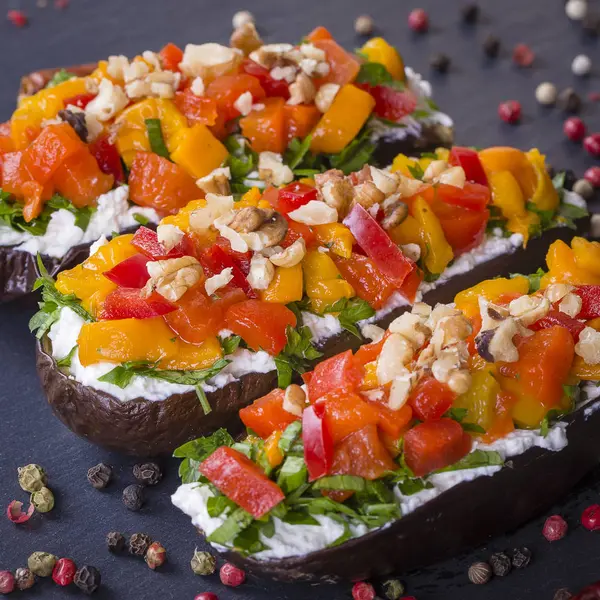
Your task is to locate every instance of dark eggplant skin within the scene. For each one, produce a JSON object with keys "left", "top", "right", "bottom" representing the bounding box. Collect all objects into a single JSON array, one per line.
[{"left": 221, "top": 394, "right": 600, "bottom": 583}]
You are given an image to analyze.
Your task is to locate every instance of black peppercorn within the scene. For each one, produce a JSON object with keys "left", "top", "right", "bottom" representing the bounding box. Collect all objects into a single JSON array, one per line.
[
  {"left": 489, "top": 552, "right": 511, "bottom": 577},
  {"left": 461, "top": 3, "right": 479, "bottom": 23},
  {"left": 122, "top": 484, "right": 145, "bottom": 511},
  {"left": 87, "top": 463, "right": 112, "bottom": 490},
  {"left": 106, "top": 531, "right": 126, "bottom": 553},
  {"left": 468, "top": 561, "right": 492, "bottom": 585},
  {"left": 73, "top": 565, "right": 101, "bottom": 595},
  {"left": 557, "top": 87, "right": 582, "bottom": 114},
  {"left": 562, "top": 169, "right": 577, "bottom": 191},
  {"left": 553, "top": 588, "right": 573, "bottom": 600},
  {"left": 582, "top": 13, "right": 600, "bottom": 37},
  {"left": 129, "top": 533, "right": 152, "bottom": 556},
  {"left": 430, "top": 53, "right": 451, "bottom": 73},
  {"left": 133, "top": 462, "right": 162, "bottom": 486},
  {"left": 483, "top": 34, "right": 500, "bottom": 58},
  {"left": 58, "top": 109, "right": 88, "bottom": 142},
  {"left": 511, "top": 547, "right": 532, "bottom": 569}
]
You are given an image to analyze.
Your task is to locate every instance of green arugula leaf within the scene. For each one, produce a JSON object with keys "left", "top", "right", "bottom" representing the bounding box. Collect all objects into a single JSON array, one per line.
[
  {"left": 56, "top": 346, "right": 77, "bottom": 368},
  {"left": 411, "top": 109, "right": 433, "bottom": 120},
  {"left": 46, "top": 69, "right": 76, "bottom": 88},
  {"left": 284, "top": 135, "right": 313, "bottom": 170},
  {"left": 327, "top": 127, "right": 375, "bottom": 175},
  {"left": 397, "top": 477, "right": 433, "bottom": 496},
  {"left": 173, "top": 428, "right": 235, "bottom": 460},
  {"left": 461, "top": 422, "right": 486, "bottom": 434},
  {"left": 312, "top": 475, "right": 366, "bottom": 491},
  {"left": 323, "top": 297, "right": 375, "bottom": 338},
  {"left": 526, "top": 201, "right": 554, "bottom": 232},
  {"left": 560, "top": 202, "right": 589, "bottom": 221},
  {"left": 219, "top": 334, "right": 242, "bottom": 355},
  {"left": 207, "top": 495, "right": 236, "bottom": 517},
  {"left": 282, "top": 510, "right": 320, "bottom": 526},
  {"left": 426, "top": 98, "right": 440, "bottom": 111},
  {"left": 540, "top": 389, "right": 576, "bottom": 437},
  {"left": 444, "top": 407, "right": 468, "bottom": 422},
  {"left": 436, "top": 450, "right": 503, "bottom": 472},
  {"left": 275, "top": 325, "right": 323, "bottom": 388},
  {"left": 145, "top": 118, "right": 170, "bottom": 159},
  {"left": 233, "top": 521, "right": 268, "bottom": 555}
]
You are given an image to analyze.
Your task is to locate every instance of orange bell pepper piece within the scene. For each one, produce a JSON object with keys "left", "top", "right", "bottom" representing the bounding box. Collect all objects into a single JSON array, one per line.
[
  {"left": 478, "top": 147, "right": 537, "bottom": 200},
  {"left": 239, "top": 389, "right": 300, "bottom": 439},
  {"left": 306, "top": 26, "right": 333, "bottom": 42},
  {"left": 541, "top": 239, "right": 600, "bottom": 288},
  {"left": 174, "top": 89, "right": 218, "bottom": 127},
  {"left": 170, "top": 124, "right": 229, "bottom": 179},
  {"left": 21, "top": 181, "right": 49, "bottom": 222},
  {"left": 284, "top": 104, "right": 321, "bottom": 142},
  {"left": 159, "top": 42, "right": 184, "bottom": 72},
  {"left": 264, "top": 430, "right": 284, "bottom": 468},
  {"left": 321, "top": 390, "right": 381, "bottom": 444},
  {"left": 310, "top": 39, "right": 361, "bottom": 87},
  {"left": 239, "top": 97, "right": 287, "bottom": 154},
  {"left": 206, "top": 73, "right": 266, "bottom": 122},
  {"left": 161, "top": 336, "right": 223, "bottom": 371}
]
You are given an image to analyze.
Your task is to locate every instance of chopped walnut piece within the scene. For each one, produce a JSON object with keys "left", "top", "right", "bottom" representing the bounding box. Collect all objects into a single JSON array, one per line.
[
  {"left": 196, "top": 167, "right": 231, "bottom": 195},
  {"left": 544, "top": 283, "right": 574, "bottom": 303},
  {"left": 258, "top": 151, "right": 294, "bottom": 186},
  {"left": 388, "top": 370, "right": 419, "bottom": 410},
  {"left": 423, "top": 160, "right": 448, "bottom": 182},
  {"left": 376, "top": 333, "right": 415, "bottom": 385},
  {"left": 145, "top": 256, "right": 203, "bottom": 302},
  {"left": 283, "top": 384, "right": 306, "bottom": 415},
  {"left": 315, "top": 170, "right": 355, "bottom": 213},
  {"left": 558, "top": 292, "right": 582, "bottom": 318},
  {"left": 269, "top": 238, "right": 306, "bottom": 267},
  {"left": 247, "top": 253, "right": 275, "bottom": 290},
  {"left": 230, "top": 21, "right": 263, "bottom": 56},
  {"left": 287, "top": 72, "right": 316, "bottom": 105},
  {"left": 575, "top": 326, "right": 600, "bottom": 365},
  {"left": 352, "top": 181, "right": 385, "bottom": 209},
  {"left": 205, "top": 267, "right": 234, "bottom": 297},
  {"left": 508, "top": 294, "right": 550, "bottom": 327},
  {"left": 156, "top": 224, "right": 184, "bottom": 252},
  {"left": 370, "top": 166, "right": 399, "bottom": 196},
  {"left": 179, "top": 43, "right": 242, "bottom": 79},
  {"left": 249, "top": 43, "right": 295, "bottom": 69}
]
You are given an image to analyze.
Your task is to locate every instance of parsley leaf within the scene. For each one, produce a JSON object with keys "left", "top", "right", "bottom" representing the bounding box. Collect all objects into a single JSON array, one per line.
[
  {"left": 275, "top": 325, "right": 323, "bottom": 388},
  {"left": 46, "top": 69, "right": 76, "bottom": 88},
  {"left": 323, "top": 297, "right": 375, "bottom": 338},
  {"left": 220, "top": 334, "right": 242, "bottom": 355}
]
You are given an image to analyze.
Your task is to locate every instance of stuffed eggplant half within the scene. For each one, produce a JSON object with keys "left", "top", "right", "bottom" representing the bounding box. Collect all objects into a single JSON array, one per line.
[
  {"left": 2, "top": 28, "right": 452, "bottom": 302},
  {"left": 34, "top": 144, "right": 588, "bottom": 455},
  {"left": 172, "top": 247, "right": 600, "bottom": 582}
]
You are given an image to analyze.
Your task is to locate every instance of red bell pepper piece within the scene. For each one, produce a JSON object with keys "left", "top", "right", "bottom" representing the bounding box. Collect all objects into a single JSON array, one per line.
[
  {"left": 306, "top": 350, "right": 364, "bottom": 402},
  {"left": 200, "top": 244, "right": 256, "bottom": 298},
  {"left": 239, "top": 389, "right": 300, "bottom": 439},
  {"left": 241, "top": 59, "right": 290, "bottom": 99},
  {"left": 431, "top": 202, "right": 489, "bottom": 255},
  {"left": 174, "top": 89, "right": 218, "bottom": 127},
  {"left": 320, "top": 390, "right": 380, "bottom": 444},
  {"left": 420, "top": 182, "right": 490, "bottom": 212},
  {"left": 100, "top": 287, "right": 176, "bottom": 320},
  {"left": 574, "top": 286, "right": 600, "bottom": 320},
  {"left": 356, "top": 84, "right": 417, "bottom": 122},
  {"left": 131, "top": 226, "right": 194, "bottom": 260},
  {"left": 408, "top": 376, "right": 455, "bottom": 421},
  {"left": 214, "top": 237, "right": 252, "bottom": 275},
  {"left": 403, "top": 419, "right": 472, "bottom": 477},
  {"left": 277, "top": 182, "right": 318, "bottom": 214},
  {"left": 448, "top": 147, "right": 488, "bottom": 187},
  {"left": 200, "top": 446, "right": 285, "bottom": 519},
  {"left": 63, "top": 93, "right": 96, "bottom": 110},
  {"left": 280, "top": 218, "right": 317, "bottom": 249},
  {"left": 343, "top": 203, "right": 415, "bottom": 287},
  {"left": 88, "top": 134, "right": 125, "bottom": 183},
  {"left": 103, "top": 254, "right": 151, "bottom": 288},
  {"left": 303, "top": 403, "right": 334, "bottom": 481},
  {"left": 159, "top": 42, "right": 184, "bottom": 72},
  {"left": 530, "top": 309, "right": 586, "bottom": 341}
]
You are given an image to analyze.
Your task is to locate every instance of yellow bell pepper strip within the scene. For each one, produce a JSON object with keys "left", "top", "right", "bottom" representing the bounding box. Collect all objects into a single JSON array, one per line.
[
  {"left": 263, "top": 431, "right": 284, "bottom": 468},
  {"left": 162, "top": 336, "right": 224, "bottom": 371},
  {"left": 506, "top": 212, "right": 540, "bottom": 246},
  {"left": 435, "top": 147, "right": 450, "bottom": 162},
  {"left": 170, "top": 123, "right": 229, "bottom": 179},
  {"left": 160, "top": 199, "right": 207, "bottom": 231},
  {"left": 488, "top": 171, "right": 526, "bottom": 219},
  {"left": 541, "top": 239, "right": 600, "bottom": 288},
  {"left": 260, "top": 264, "right": 303, "bottom": 304},
  {"left": 313, "top": 223, "right": 355, "bottom": 258},
  {"left": 478, "top": 146, "right": 537, "bottom": 200},
  {"left": 526, "top": 148, "right": 559, "bottom": 212},
  {"left": 302, "top": 249, "right": 355, "bottom": 313},
  {"left": 388, "top": 214, "right": 425, "bottom": 254},
  {"left": 572, "top": 237, "right": 600, "bottom": 277},
  {"left": 359, "top": 37, "right": 406, "bottom": 82},
  {"left": 235, "top": 187, "right": 262, "bottom": 209},
  {"left": 453, "top": 369, "right": 500, "bottom": 433},
  {"left": 411, "top": 195, "right": 453, "bottom": 275},
  {"left": 390, "top": 153, "right": 419, "bottom": 177},
  {"left": 310, "top": 84, "right": 375, "bottom": 155}
]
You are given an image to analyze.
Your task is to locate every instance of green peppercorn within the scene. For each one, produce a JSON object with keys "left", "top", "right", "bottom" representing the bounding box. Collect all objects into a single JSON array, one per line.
[
  {"left": 190, "top": 549, "right": 216, "bottom": 576},
  {"left": 382, "top": 578, "right": 405, "bottom": 600},
  {"left": 31, "top": 487, "right": 55, "bottom": 513},
  {"left": 28, "top": 552, "right": 57, "bottom": 577},
  {"left": 18, "top": 464, "right": 47, "bottom": 493},
  {"left": 14, "top": 567, "right": 35, "bottom": 590}
]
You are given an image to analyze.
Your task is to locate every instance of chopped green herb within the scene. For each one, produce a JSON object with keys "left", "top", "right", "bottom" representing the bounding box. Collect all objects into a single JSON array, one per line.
[
  {"left": 133, "top": 213, "right": 150, "bottom": 226},
  {"left": 323, "top": 297, "right": 375, "bottom": 338},
  {"left": 284, "top": 135, "right": 313, "bottom": 170},
  {"left": 510, "top": 268, "right": 545, "bottom": 293},
  {"left": 220, "top": 334, "right": 242, "bottom": 355},
  {"left": 278, "top": 421, "right": 303, "bottom": 454},
  {"left": 56, "top": 346, "right": 77, "bottom": 368},
  {"left": 207, "top": 507, "right": 254, "bottom": 545},
  {"left": 275, "top": 325, "right": 323, "bottom": 388},
  {"left": 407, "top": 163, "right": 425, "bottom": 180},
  {"left": 277, "top": 456, "right": 308, "bottom": 494},
  {"left": 46, "top": 69, "right": 76, "bottom": 88},
  {"left": 207, "top": 495, "right": 236, "bottom": 517},
  {"left": 355, "top": 62, "right": 395, "bottom": 86},
  {"left": 436, "top": 450, "right": 503, "bottom": 472},
  {"left": 145, "top": 118, "right": 170, "bottom": 159},
  {"left": 312, "top": 475, "right": 366, "bottom": 491},
  {"left": 327, "top": 127, "right": 375, "bottom": 175}
]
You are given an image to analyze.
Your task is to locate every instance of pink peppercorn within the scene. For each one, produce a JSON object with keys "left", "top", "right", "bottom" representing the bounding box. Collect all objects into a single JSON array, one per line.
[
  {"left": 543, "top": 515, "right": 568, "bottom": 541},
  {"left": 564, "top": 117, "right": 587, "bottom": 141},
  {"left": 498, "top": 101, "right": 522, "bottom": 124},
  {"left": 584, "top": 167, "right": 600, "bottom": 188},
  {"left": 219, "top": 563, "right": 245, "bottom": 587},
  {"left": 7, "top": 10, "right": 27, "bottom": 27},
  {"left": 582, "top": 504, "right": 600, "bottom": 531},
  {"left": 583, "top": 134, "right": 600, "bottom": 157},
  {"left": 408, "top": 9, "right": 429, "bottom": 32},
  {"left": 352, "top": 581, "right": 376, "bottom": 600},
  {"left": 194, "top": 594, "right": 218, "bottom": 600},
  {"left": 52, "top": 558, "right": 77, "bottom": 586},
  {"left": 512, "top": 43, "right": 535, "bottom": 67},
  {"left": 0, "top": 571, "right": 15, "bottom": 594}
]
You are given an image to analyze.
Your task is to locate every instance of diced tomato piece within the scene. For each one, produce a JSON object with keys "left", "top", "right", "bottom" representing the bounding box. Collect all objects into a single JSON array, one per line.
[
  {"left": 239, "top": 389, "right": 300, "bottom": 439},
  {"left": 303, "top": 403, "right": 334, "bottom": 481},
  {"left": 128, "top": 151, "right": 199, "bottom": 214},
  {"left": 239, "top": 97, "right": 287, "bottom": 154},
  {"left": 225, "top": 300, "right": 296, "bottom": 355},
  {"left": 206, "top": 74, "right": 266, "bottom": 122},
  {"left": 200, "top": 446, "right": 285, "bottom": 518},
  {"left": 214, "top": 236, "right": 252, "bottom": 275},
  {"left": 449, "top": 147, "right": 488, "bottom": 187},
  {"left": 431, "top": 202, "right": 489, "bottom": 255},
  {"left": 404, "top": 419, "right": 472, "bottom": 477},
  {"left": 408, "top": 376, "right": 455, "bottom": 421},
  {"left": 343, "top": 203, "right": 415, "bottom": 287},
  {"left": 311, "top": 39, "right": 361, "bottom": 86},
  {"left": 63, "top": 93, "right": 97, "bottom": 110},
  {"left": 159, "top": 42, "right": 184, "bottom": 72},
  {"left": 280, "top": 217, "right": 317, "bottom": 248},
  {"left": 356, "top": 84, "right": 417, "bottom": 121},
  {"left": 354, "top": 336, "right": 387, "bottom": 366},
  {"left": 174, "top": 89, "right": 218, "bottom": 127},
  {"left": 88, "top": 134, "right": 125, "bottom": 183},
  {"left": 277, "top": 182, "right": 318, "bottom": 214},
  {"left": 320, "top": 390, "right": 380, "bottom": 444},
  {"left": 241, "top": 59, "right": 290, "bottom": 99},
  {"left": 574, "top": 286, "right": 600, "bottom": 319},
  {"left": 331, "top": 252, "right": 397, "bottom": 310},
  {"left": 131, "top": 226, "right": 195, "bottom": 260},
  {"left": 200, "top": 244, "right": 255, "bottom": 298},
  {"left": 330, "top": 424, "right": 396, "bottom": 479},
  {"left": 399, "top": 266, "right": 424, "bottom": 303},
  {"left": 369, "top": 401, "right": 413, "bottom": 439},
  {"left": 306, "top": 26, "right": 333, "bottom": 42},
  {"left": 100, "top": 287, "right": 176, "bottom": 320},
  {"left": 103, "top": 254, "right": 151, "bottom": 288},
  {"left": 284, "top": 104, "right": 320, "bottom": 142},
  {"left": 420, "top": 182, "right": 490, "bottom": 212},
  {"left": 21, "top": 180, "right": 47, "bottom": 222},
  {"left": 530, "top": 309, "right": 586, "bottom": 341},
  {"left": 1, "top": 151, "right": 26, "bottom": 196},
  {"left": 307, "top": 350, "right": 364, "bottom": 402}
]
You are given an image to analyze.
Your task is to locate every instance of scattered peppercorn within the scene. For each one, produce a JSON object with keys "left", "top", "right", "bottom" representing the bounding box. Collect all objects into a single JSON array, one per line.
[
  {"left": 512, "top": 547, "right": 532, "bottom": 569},
  {"left": 498, "top": 100, "right": 521, "bottom": 124},
  {"left": 28, "top": 552, "right": 57, "bottom": 577},
  {"left": 0, "top": 571, "right": 15, "bottom": 594},
  {"left": 31, "top": 486, "right": 55, "bottom": 513},
  {"left": 554, "top": 588, "right": 573, "bottom": 600},
  {"left": 354, "top": 15, "right": 374, "bottom": 36},
  {"left": 87, "top": 463, "right": 112, "bottom": 490},
  {"left": 58, "top": 109, "right": 88, "bottom": 142},
  {"left": 483, "top": 34, "right": 500, "bottom": 58},
  {"left": 489, "top": 552, "right": 511, "bottom": 577},
  {"left": 194, "top": 594, "right": 218, "bottom": 600},
  {"left": 582, "top": 13, "right": 600, "bottom": 36},
  {"left": 219, "top": 562, "right": 246, "bottom": 587},
  {"left": 52, "top": 558, "right": 77, "bottom": 587},
  {"left": 543, "top": 515, "right": 568, "bottom": 541},
  {"left": 191, "top": 549, "right": 216, "bottom": 576},
  {"left": 430, "top": 53, "right": 451, "bottom": 73},
  {"left": 512, "top": 43, "right": 535, "bottom": 67},
  {"left": 14, "top": 568, "right": 34, "bottom": 591},
  {"left": 18, "top": 464, "right": 47, "bottom": 493},
  {"left": 106, "top": 531, "right": 126, "bottom": 553},
  {"left": 563, "top": 169, "right": 577, "bottom": 191},
  {"left": 129, "top": 533, "right": 152, "bottom": 556},
  {"left": 468, "top": 561, "right": 492, "bottom": 584},
  {"left": 584, "top": 166, "right": 600, "bottom": 187},
  {"left": 133, "top": 462, "right": 162, "bottom": 486},
  {"left": 557, "top": 88, "right": 582, "bottom": 113},
  {"left": 460, "top": 3, "right": 479, "bottom": 24},
  {"left": 572, "top": 54, "right": 592, "bottom": 76},
  {"left": 573, "top": 178, "right": 595, "bottom": 199},
  {"left": 583, "top": 134, "right": 600, "bottom": 158},
  {"left": 382, "top": 579, "right": 405, "bottom": 599},
  {"left": 7, "top": 9, "right": 28, "bottom": 27},
  {"left": 145, "top": 542, "right": 167, "bottom": 570},
  {"left": 566, "top": 0, "right": 588, "bottom": 21},
  {"left": 122, "top": 484, "right": 145, "bottom": 511},
  {"left": 535, "top": 82, "right": 558, "bottom": 106},
  {"left": 564, "top": 117, "right": 587, "bottom": 141},
  {"left": 352, "top": 581, "right": 376, "bottom": 600},
  {"left": 581, "top": 504, "right": 600, "bottom": 530},
  {"left": 73, "top": 565, "right": 101, "bottom": 595},
  {"left": 232, "top": 10, "right": 254, "bottom": 29},
  {"left": 408, "top": 8, "right": 429, "bottom": 33}
]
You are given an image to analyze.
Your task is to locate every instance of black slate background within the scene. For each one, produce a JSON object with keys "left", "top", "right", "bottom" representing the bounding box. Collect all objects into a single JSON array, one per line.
[{"left": 1, "top": 1, "right": 600, "bottom": 599}]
